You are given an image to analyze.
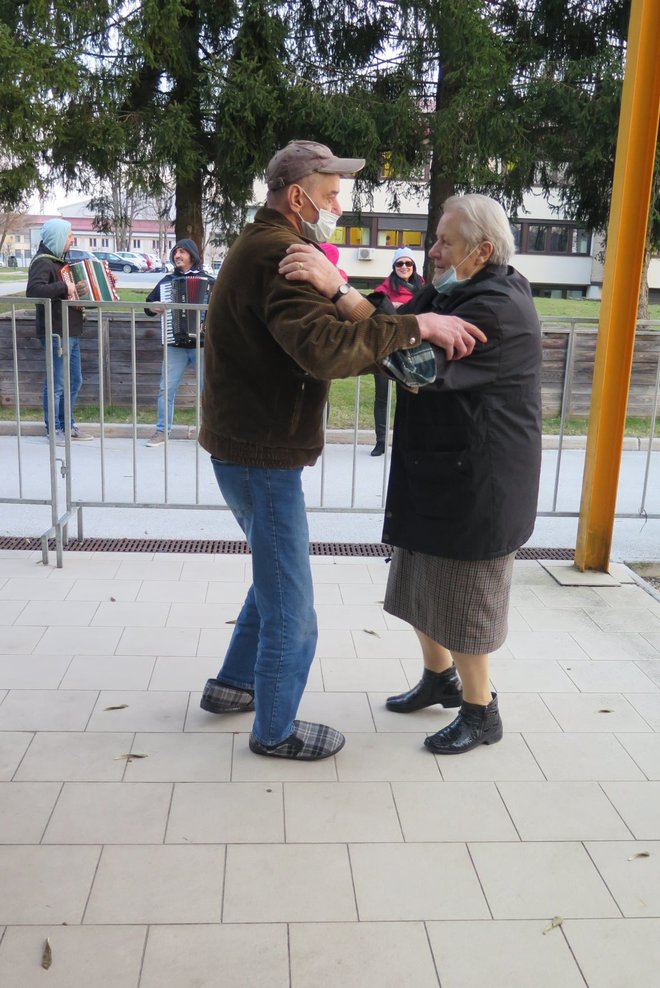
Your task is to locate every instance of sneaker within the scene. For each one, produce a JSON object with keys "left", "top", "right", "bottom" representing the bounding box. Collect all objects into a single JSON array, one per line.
[
  {"left": 146, "top": 431, "right": 166, "bottom": 447},
  {"left": 70, "top": 427, "right": 93, "bottom": 441},
  {"left": 200, "top": 678, "right": 255, "bottom": 713},
  {"left": 54, "top": 430, "right": 65, "bottom": 446},
  {"left": 249, "top": 720, "right": 345, "bottom": 761}
]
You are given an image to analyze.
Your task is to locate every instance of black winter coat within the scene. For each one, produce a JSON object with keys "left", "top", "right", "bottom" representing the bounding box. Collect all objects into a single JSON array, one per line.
[
  {"left": 26, "top": 242, "right": 84, "bottom": 339},
  {"left": 382, "top": 263, "right": 542, "bottom": 560}
]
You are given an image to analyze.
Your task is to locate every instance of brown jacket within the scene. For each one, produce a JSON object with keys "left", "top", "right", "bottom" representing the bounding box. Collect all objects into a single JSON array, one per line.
[{"left": 199, "top": 207, "right": 420, "bottom": 468}]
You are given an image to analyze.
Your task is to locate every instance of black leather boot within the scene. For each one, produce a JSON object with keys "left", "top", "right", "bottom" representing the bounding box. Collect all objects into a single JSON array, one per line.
[
  {"left": 424, "top": 692, "right": 503, "bottom": 754},
  {"left": 386, "top": 665, "right": 463, "bottom": 713}
]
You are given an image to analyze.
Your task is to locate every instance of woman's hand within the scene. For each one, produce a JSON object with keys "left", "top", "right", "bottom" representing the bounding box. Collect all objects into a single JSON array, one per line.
[{"left": 279, "top": 244, "right": 344, "bottom": 297}]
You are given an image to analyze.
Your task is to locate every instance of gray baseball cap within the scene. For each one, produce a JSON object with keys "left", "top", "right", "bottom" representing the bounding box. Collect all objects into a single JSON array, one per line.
[{"left": 266, "top": 140, "right": 365, "bottom": 190}]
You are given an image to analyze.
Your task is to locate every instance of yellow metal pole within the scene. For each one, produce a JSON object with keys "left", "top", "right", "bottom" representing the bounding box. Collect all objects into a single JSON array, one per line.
[{"left": 574, "top": 0, "right": 660, "bottom": 572}]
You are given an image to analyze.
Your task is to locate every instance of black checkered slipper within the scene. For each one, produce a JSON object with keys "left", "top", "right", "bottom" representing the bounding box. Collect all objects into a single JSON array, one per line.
[
  {"left": 200, "top": 678, "right": 255, "bottom": 713},
  {"left": 249, "top": 720, "right": 345, "bottom": 760}
]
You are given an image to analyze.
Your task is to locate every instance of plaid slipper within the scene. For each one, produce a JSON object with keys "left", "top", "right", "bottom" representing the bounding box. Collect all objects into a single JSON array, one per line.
[
  {"left": 200, "top": 678, "right": 255, "bottom": 713},
  {"left": 249, "top": 720, "right": 345, "bottom": 761}
]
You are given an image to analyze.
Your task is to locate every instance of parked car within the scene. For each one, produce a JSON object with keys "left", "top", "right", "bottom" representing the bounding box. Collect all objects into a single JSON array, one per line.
[
  {"left": 135, "top": 251, "right": 164, "bottom": 272},
  {"left": 92, "top": 250, "right": 142, "bottom": 273},
  {"left": 113, "top": 250, "right": 148, "bottom": 271},
  {"left": 67, "top": 248, "right": 96, "bottom": 263}
]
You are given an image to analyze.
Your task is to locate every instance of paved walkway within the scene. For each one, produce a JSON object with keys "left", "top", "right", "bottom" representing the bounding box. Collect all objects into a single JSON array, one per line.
[{"left": 1, "top": 549, "right": 660, "bottom": 986}]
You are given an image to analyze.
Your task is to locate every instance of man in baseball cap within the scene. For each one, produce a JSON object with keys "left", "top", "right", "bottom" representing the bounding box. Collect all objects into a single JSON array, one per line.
[{"left": 198, "top": 138, "right": 485, "bottom": 764}]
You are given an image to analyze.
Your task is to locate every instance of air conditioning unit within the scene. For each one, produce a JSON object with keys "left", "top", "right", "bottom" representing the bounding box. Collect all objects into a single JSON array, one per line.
[{"left": 357, "top": 247, "right": 375, "bottom": 261}]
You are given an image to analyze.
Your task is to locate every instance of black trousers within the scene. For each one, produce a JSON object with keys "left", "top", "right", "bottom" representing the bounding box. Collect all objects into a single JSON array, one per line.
[{"left": 373, "top": 374, "right": 389, "bottom": 443}]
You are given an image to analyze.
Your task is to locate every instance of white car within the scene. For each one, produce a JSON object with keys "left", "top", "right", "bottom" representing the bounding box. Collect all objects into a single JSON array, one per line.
[{"left": 114, "top": 251, "right": 148, "bottom": 271}]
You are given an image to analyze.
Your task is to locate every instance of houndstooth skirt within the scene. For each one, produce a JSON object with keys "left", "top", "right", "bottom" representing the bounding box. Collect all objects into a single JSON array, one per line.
[{"left": 383, "top": 547, "right": 516, "bottom": 654}]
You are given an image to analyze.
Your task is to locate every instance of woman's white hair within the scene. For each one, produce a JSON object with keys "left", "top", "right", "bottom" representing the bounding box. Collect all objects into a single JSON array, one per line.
[{"left": 442, "top": 193, "right": 515, "bottom": 265}]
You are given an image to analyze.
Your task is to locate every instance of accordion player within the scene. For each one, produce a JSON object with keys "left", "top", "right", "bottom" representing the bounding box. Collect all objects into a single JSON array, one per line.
[{"left": 160, "top": 274, "right": 214, "bottom": 347}]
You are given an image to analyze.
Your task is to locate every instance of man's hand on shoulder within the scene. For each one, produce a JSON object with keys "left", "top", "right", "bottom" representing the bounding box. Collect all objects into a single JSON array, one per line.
[{"left": 416, "top": 313, "right": 487, "bottom": 361}]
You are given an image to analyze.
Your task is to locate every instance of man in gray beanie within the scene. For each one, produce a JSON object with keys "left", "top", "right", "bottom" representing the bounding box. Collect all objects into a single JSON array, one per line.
[
  {"left": 26, "top": 218, "right": 93, "bottom": 443},
  {"left": 144, "top": 238, "right": 214, "bottom": 446}
]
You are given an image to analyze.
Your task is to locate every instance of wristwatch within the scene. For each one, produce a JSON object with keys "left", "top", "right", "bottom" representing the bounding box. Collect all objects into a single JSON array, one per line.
[{"left": 330, "top": 283, "right": 350, "bottom": 304}]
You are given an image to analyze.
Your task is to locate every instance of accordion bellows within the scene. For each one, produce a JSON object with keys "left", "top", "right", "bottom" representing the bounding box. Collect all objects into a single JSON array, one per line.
[
  {"left": 160, "top": 274, "right": 214, "bottom": 346},
  {"left": 61, "top": 259, "right": 118, "bottom": 302}
]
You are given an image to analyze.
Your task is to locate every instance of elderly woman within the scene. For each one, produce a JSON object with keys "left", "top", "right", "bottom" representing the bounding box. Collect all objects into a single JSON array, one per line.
[{"left": 280, "top": 194, "right": 542, "bottom": 755}]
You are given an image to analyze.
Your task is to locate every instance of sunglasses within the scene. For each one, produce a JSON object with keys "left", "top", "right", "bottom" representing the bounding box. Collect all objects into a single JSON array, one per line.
[{"left": 394, "top": 260, "right": 413, "bottom": 268}]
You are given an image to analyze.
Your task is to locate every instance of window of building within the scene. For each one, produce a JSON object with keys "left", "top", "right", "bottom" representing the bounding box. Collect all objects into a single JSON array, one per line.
[
  {"left": 548, "top": 226, "right": 569, "bottom": 252},
  {"left": 152, "top": 240, "right": 158, "bottom": 250},
  {"left": 571, "top": 228, "right": 590, "bottom": 254},
  {"left": 89, "top": 237, "right": 97, "bottom": 247},
  {"left": 401, "top": 230, "right": 423, "bottom": 248},
  {"left": 527, "top": 224, "right": 548, "bottom": 252},
  {"left": 510, "top": 223, "right": 522, "bottom": 251},
  {"left": 133, "top": 239, "right": 141, "bottom": 249},
  {"left": 377, "top": 229, "right": 398, "bottom": 248},
  {"left": 101, "top": 237, "right": 109, "bottom": 247}
]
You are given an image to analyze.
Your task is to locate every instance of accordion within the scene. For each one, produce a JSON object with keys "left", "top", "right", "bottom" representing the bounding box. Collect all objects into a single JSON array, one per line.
[
  {"left": 61, "top": 259, "right": 119, "bottom": 302},
  {"left": 160, "top": 274, "right": 214, "bottom": 347}
]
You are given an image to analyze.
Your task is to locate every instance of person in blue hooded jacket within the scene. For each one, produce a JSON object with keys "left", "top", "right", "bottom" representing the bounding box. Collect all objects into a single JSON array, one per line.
[
  {"left": 144, "top": 239, "right": 214, "bottom": 446},
  {"left": 26, "top": 218, "right": 93, "bottom": 443}
]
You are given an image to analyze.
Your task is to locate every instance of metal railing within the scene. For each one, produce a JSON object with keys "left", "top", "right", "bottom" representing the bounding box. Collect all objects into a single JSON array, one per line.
[{"left": 1, "top": 297, "right": 659, "bottom": 566}]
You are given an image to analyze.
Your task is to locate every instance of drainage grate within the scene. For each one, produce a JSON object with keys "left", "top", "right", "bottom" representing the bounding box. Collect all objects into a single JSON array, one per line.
[{"left": 0, "top": 535, "right": 574, "bottom": 559}]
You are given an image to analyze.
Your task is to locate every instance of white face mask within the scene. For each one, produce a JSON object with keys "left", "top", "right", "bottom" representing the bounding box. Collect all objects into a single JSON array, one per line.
[
  {"left": 298, "top": 188, "right": 339, "bottom": 243},
  {"left": 433, "top": 244, "right": 480, "bottom": 295}
]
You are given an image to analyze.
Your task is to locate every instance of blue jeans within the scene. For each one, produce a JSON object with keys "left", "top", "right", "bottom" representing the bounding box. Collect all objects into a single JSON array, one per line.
[
  {"left": 156, "top": 346, "right": 203, "bottom": 433},
  {"left": 40, "top": 336, "right": 82, "bottom": 433},
  {"left": 211, "top": 459, "right": 317, "bottom": 746}
]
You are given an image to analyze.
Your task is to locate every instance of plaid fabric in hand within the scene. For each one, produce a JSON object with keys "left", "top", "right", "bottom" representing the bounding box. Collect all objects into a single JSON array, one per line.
[
  {"left": 249, "top": 720, "right": 345, "bottom": 760},
  {"left": 381, "top": 342, "right": 437, "bottom": 388},
  {"left": 200, "top": 678, "right": 255, "bottom": 713}
]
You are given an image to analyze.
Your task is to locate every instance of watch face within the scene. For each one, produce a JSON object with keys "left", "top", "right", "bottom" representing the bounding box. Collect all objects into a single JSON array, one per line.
[{"left": 340, "top": 283, "right": 349, "bottom": 295}]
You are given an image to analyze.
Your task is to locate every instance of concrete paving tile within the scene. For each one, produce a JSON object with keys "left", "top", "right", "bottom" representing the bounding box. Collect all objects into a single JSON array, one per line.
[
  {"left": 392, "top": 781, "right": 519, "bottom": 841},
  {"left": 167, "top": 601, "right": 242, "bottom": 628},
  {"left": 625, "top": 692, "right": 660, "bottom": 730},
  {"left": 559, "top": 659, "right": 659, "bottom": 693},
  {"left": 315, "top": 628, "right": 356, "bottom": 657},
  {"left": 195, "top": 628, "right": 233, "bottom": 657},
  {"left": 15, "top": 731, "right": 133, "bottom": 781},
  {"left": 205, "top": 579, "right": 254, "bottom": 603},
  {"left": 15, "top": 601, "right": 99, "bottom": 627},
  {"left": 124, "top": 731, "right": 232, "bottom": 782},
  {"left": 469, "top": 842, "right": 620, "bottom": 919},
  {"left": 86, "top": 690, "right": 188, "bottom": 732},
  {"left": 284, "top": 781, "right": 402, "bottom": 842},
  {"left": 310, "top": 562, "right": 372, "bottom": 583},
  {"left": 352, "top": 627, "right": 420, "bottom": 658},
  {"left": 85, "top": 845, "right": 224, "bottom": 924},
  {"left": 0, "top": 781, "right": 61, "bottom": 842},
  {"left": 0, "top": 731, "right": 32, "bottom": 779},
  {"left": 289, "top": 921, "right": 440, "bottom": 988},
  {"left": 426, "top": 920, "right": 587, "bottom": 988},
  {"left": 338, "top": 583, "right": 386, "bottom": 605},
  {"left": 636, "top": 657, "right": 660, "bottom": 687},
  {"left": 0, "top": 845, "right": 100, "bottom": 924},
  {"left": 591, "top": 608, "right": 660, "bottom": 633},
  {"left": 497, "top": 692, "right": 562, "bottom": 732},
  {"left": 497, "top": 781, "right": 632, "bottom": 840},
  {"left": 113, "top": 559, "right": 183, "bottom": 581},
  {"left": 66, "top": 578, "right": 141, "bottom": 601},
  {"left": 149, "top": 655, "right": 223, "bottom": 690},
  {"left": 523, "top": 733, "right": 645, "bottom": 781},
  {"left": 602, "top": 782, "right": 660, "bottom": 839},
  {"left": 540, "top": 692, "right": 652, "bottom": 732},
  {"left": 540, "top": 561, "right": 619, "bottom": 586},
  {"left": 351, "top": 842, "right": 489, "bottom": 920},
  {"left": 60, "top": 654, "right": 155, "bottom": 690},
  {"left": 43, "top": 781, "right": 172, "bottom": 843},
  {"left": 230, "top": 734, "right": 338, "bottom": 782},
  {"left": 180, "top": 558, "right": 248, "bottom": 582},
  {"left": 116, "top": 626, "right": 199, "bottom": 656},
  {"left": 0, "top": 558, "right": 54, "bottom": 578},
  {"left": 137, "top": 579, "right": 207, "bottom": 602},
  {"left": 166, "top": 782, "right": 284, "bottom": 843},
  {"left": 140, "top": 924, "right": 289, "bottom": 988},
  {"left": 297, "top": 691, "right": 376, "bottom": 733},
  {"left": 0, "top": 600, "right": 27, "bottom": 624},
  {"left": 368, "top": 692, "right": 466, "bottom": 733},
  {"left": 34, "top": 626, "right": 121, "bottom": 655},
  {"left": 570, "top": 630, "right": 660, "bottom": 661},
  {"left": 616, "top": 733, "right": 660, "bottom": 779},
  {"left": 489, "top": 659, "right": 578, "bottom": 692},
  {"left": 0, "top": 626, "right": 46, "bottom": 653},
  {"left": 0, "top": 654, "right": 71, "bottom": 689},
  {"left": 434, "top": 733, "right": 546, "bottom": 782},
  {"left": 563, "top": 918, "right": 660, "bottom": 987},
  {"left": 315, "top": 604, "right": 387, "bottom": 630},
  {"left": 512, "top": 561, "right": 557, "bottom": 585},
  {"left": 594, "top": 585, "right": 660, "bottom": 610},
  {"left": 0, "top": 577, "right": 77, "bottom": 600},
  {"left": 321, "top": 658, "right": 408, "bottom": 692},
  {"left": 223, "top": 844, "right": 356, "bottom": 922},
  {"left": 91, "top": 601, "right": 170, "bottom": 627},
  {"left": 335, "top": 732, "right": 441, "bottom": 781},
  {"left": 585, "top": 841, "right": 660, "bottom": 917},
  {"left": 184, "top": 696, "right": 256, "bottom": 734},
  {"left": 501, "top": 632, "right": 589, "bottom": 661},
  {"left": 527, "top": 585, "right": 609, "bottom": 609},
  {"left": 0, "top": 690, "right": 97, "bottom": 731},
  {"left": 0, "top": 925, "right": 146, "bottom": 988},
  {"left": 515, "top": 606, "right": 600, "bottom": 634}
]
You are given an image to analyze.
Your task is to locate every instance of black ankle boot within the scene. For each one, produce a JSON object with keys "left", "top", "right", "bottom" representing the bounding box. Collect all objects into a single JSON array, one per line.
[
  {"left": 386, "top": 666, "right": 463, "bottom": 713},
  {"left": 424, "top": 692, "right": 503, "bottom": 754}
]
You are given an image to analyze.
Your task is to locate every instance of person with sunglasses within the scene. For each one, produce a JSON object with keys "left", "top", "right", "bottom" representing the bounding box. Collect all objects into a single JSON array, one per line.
[{"left": 370, "top": 249, "right": 425, "bottom": 455}]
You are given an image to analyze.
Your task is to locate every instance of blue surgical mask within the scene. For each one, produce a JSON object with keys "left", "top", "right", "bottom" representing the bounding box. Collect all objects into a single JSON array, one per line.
[
  {"left": 432, "top": 245, "right": 480, "bottom": 295},
  {"left": 298, "top": 188, "right": 338, "bottom": 243}
]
